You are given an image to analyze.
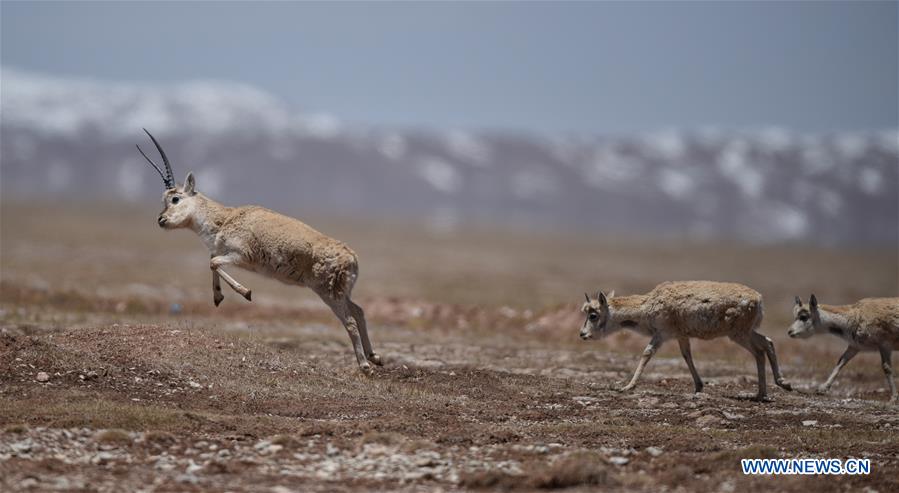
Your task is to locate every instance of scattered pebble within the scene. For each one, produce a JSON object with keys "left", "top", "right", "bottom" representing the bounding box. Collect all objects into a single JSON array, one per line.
[
  {"left": 802, "top": 420, "right": 818, "bottom": 427},
  {"left": 645, "top": 446, "right": 664, "bottom": 457},
  {"left": 608, "top": 456, "right": 630, "bottom": 466},
  {"left": 36, "top": 372, "right": 50, "bottom": 383}
]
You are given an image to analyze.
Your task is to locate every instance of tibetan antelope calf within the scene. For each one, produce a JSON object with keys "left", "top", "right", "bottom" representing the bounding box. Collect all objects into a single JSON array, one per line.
[
  {"left": 137, "top": 129, "right": 382, "bottom": 373},
  {"left": 789, "top": 295, "right": 898, "bottom": 402},
  {"left": 580, "top": 281, "right": 792, "bottom": 400}
]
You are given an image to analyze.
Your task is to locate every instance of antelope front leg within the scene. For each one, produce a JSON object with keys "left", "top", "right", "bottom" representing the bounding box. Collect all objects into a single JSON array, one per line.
[
  {"left": 211, "top": 255, "right": 252, "bottom": 301},
  {"left": 621, "top": 335, "right": 663, "bottom": 392},
  {"left": 879, "top": 347, "right": 896, "bottom": 403},
  {"left": 817, "top": 346, "right": 859, "bottom": 394}
]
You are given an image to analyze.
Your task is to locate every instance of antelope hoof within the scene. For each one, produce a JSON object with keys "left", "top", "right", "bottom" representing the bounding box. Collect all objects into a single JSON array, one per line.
[
  {"left": 619, "top": 384, "right": 635, "bottom": 393},
  {"left": 693, "top": 384, "right": 704, "bottom": 393},
  {"left": 815, "top": 385, "right": 830, "bottom": 395},
  {"left": 368, "top": 353, "right": 383, "bottom": 366},
  {"left": 359, "top": 362, "right": 373, "bottom": 375},
  {"left": 751, "top": 394, "right": 771, "bottom": 403},
  {"left": 777, "top": 380, "right": 793, "bottom": 391},
  {"left": 214, "top": 294, "right": 224, "bottom": 307},
  {"left": 243, "top": 290, "right": 252, "bottom": 302}
]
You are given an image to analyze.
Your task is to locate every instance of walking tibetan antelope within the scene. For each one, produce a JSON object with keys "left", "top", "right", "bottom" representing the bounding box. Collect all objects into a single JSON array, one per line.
[
  {"left": 137, "top": 129, "right": 382, "bottom": 373},
  {"left": 789, "top": 295, "right": 898, "bottom": 402},
  {"left": 580, "top": 281, "right": 792, "bottom": 401}
]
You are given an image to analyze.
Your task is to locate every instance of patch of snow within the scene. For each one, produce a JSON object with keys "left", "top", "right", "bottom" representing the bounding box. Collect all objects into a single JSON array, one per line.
[
  {"left": 768, "top": 202, "right": 809, "bottom": 240},
  {"left": 416, "top": 157, "right": 461, "bottom": 193},
  {"left": 378, "top": 132, "right": 407, "bottom": 161},
  {"left": 298, "top": 113, "right": 342, "bottom": 140},
  {"left": 641, "top": 130, "right": 686, "bottom": 161},
  {"left": 444, "top": 130, "right": 491, "bottom": 166},
  {"left": 817, "top": 188, "right": 844, "bottom": 216},
  {"left": 657, "top": 168, "right": 695, "bottom": 200},
  {"left": 755, "top": 127, "right": 793, "bottom": 154},
  {"left": 876, "top": 130, "right": 899, "bottom": 154},
  {"left": 859, "top": 167, "right": 883, "bottom": 195},
  {"left": 585, "top": 147, "right": 644, "bottom": 189},
  {"left": 834, "top": 134, "right": 867, "bottom": 161},
  {"left": 717, "top": 140, "right": 764, "bottom": 199},
  {"left": 800, "top": 143, "right": 836, "bottom": 175}
]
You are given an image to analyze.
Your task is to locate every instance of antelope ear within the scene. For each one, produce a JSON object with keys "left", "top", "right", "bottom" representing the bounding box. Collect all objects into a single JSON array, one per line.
[
  {"left": 794, "top": 296, "right": 803, "bottom": 307},
  {"left": 584, "top": 293, "right": 591, "bottom": 302},
  {"left": 607, "top": 290, "right": 615, "bottom": 299},
  {"left": 809, "top": 294, "right": 818, "bottom": 310},
  {"left": 183, "top": 172, "right": 196, "bottom": 195},
  {"left": 598, "top": 291, "right": 608, "bottom": 307}
]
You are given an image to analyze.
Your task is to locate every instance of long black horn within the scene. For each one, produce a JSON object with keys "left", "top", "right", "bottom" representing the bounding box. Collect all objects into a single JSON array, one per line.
[
  {"left": 142, "top": 128, "right": 175, "bottom": 189},
  {"left": 136, "top": 144, "right": 170, "bottom": 187}
]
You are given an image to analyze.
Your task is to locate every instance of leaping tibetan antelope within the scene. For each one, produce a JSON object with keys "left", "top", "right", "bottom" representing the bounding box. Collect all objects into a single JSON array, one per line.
[
  {"left": 137, "top": 129, "right": 382, "bottom": 373},
  {"left": 580, "top": 281, "right": 792, "bottom": 401}
]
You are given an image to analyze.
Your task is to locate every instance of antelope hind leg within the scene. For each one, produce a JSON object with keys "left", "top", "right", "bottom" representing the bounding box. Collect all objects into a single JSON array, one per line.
[
  {"left": 216, "top": 268, "right": 252, "bottom": 301},
  {"left": 212, "top": 270, "right": 224, "bottom": 306}
]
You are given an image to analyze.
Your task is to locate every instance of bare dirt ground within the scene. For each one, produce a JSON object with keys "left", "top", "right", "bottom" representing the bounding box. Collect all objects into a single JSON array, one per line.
[{"left": 1, "top": 202, "right": 897, "bottom": 492}]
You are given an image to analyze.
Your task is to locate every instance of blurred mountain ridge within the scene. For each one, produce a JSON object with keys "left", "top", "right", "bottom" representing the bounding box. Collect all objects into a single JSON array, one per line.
[{"left": 2, "top": 67, "right": 897, "bottom": 245}]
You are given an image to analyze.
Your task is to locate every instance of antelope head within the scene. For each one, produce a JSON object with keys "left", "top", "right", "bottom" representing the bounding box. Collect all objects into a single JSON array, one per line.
[{"left": 137, "top": 128, "right": 198, "bottom": 229}]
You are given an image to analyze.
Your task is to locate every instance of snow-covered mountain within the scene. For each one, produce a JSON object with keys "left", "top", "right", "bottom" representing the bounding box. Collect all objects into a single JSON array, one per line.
[{"left": 2, "top": 67, "right": 897, "bottom": 245}]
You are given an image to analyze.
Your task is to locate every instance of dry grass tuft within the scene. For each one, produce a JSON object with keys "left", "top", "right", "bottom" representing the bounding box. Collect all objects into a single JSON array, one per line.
[
  {"left": 531, "top": 451, "right": 617, "bottom": 489},
  {"left": 94, "top": 429, "right": 132, "bottom": 446},
  {"left": 3, "top": 423, "right": 29, "bottom": 434},
  {"left": 270, "top": 434, "right": 303, "bottom": 449},
  {"left": 143, "top": 430, "right": 177, "bottom": 447},
  {"left": 358, "top": 431, "right": 407, "bottom": 448},
  {"left": 458, "top": 469, "right": 523, "bottom": 490},
  {"left": 460, "top": 452, "right": 617, "bottom": 490}
]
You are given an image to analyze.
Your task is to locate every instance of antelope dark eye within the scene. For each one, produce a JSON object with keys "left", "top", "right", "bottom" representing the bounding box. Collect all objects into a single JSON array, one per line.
[
  {"left": 588, "top": 312, "right": 598, "bottom": 321},
  {"left": 799, "top": 315, "right": 808, "bottom": 322},
  {"left": 171, "top": 196, "right": 180, "bottom": 204}
]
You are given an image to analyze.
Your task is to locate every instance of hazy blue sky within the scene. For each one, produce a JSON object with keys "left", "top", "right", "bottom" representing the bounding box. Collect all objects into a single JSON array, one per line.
[{"left": 2, "top": 1, "right": 897, "bottom": 134}]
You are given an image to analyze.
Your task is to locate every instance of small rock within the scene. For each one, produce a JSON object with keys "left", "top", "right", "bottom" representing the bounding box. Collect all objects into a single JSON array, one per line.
[
  {"left": 802, "top": 420, "right": 818, "bottom": 427},
  {"left": 188, "top": 381, "right": 202, "bottom": 389},
  {"left": 696, "top": 414, "right": 726, "bottom": 428},
  {"left": 637, "top": 397, "right": 660, "bottom": 408},
  {"left": 609, "top": 456, "right": 630, "bottom": 466},
  {"left": 36, "top": 372, "right": 50, "bottom": 383},
  {"left": 646, "top": 446, "right": 664, "bottom": 457},
  {"left": 415, "top": 456, "right": 438, "bottom": 467}
]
